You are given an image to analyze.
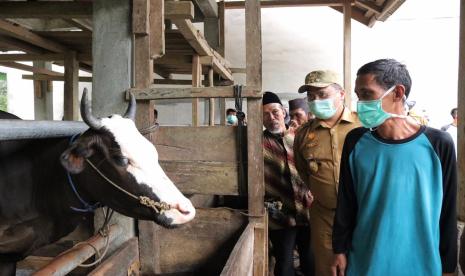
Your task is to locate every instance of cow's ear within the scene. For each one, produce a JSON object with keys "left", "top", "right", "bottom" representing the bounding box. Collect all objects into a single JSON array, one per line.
[{"left": 61, "top": 144, "right": 93, "bottom": 174}]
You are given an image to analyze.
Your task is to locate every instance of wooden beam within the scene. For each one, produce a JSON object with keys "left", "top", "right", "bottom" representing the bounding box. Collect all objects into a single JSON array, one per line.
[
  {"left": 22, "top": 74, "right": 92, "bottom": 82},
  {"left": 246, "top": 0, "right": 266, "bottom": 275},
  {"left": 226, "top": 0, "right": 344, "bottom": 9},
  {"left": 192, "top": 54, "right": 202, "bottom": 126},
  {"left": 63, "top": 51, "right": 79, "bottom": 121},
  {"left": 343, "top": 0, "right": 352, "bottom": 108},
  {"left": 0, "top": 35, "right": 46, "bottom": 54},
  {"left": 172, "top": 19, "right": 211, "bottom": 56},
  {"left": 0, "top": 61, "right": 62, "bottom": 76},
  {"left": 193, "top": 0, "right": 218, "bottom": 17},
  {"left": 457, "top": 0, "right": 465, "bottom": 221},
  {"left": 0, "top": 19, "right": 68, "bottom": 53},
  {"left": 150, "top": 0, "right": 165, "bottom": 58},
  {"left": 332, "top": 6, "right": 371, "bottom": 26},
  {"left": 0, "top": 53, "right": 63, "bottom": 61},
  {"left": 0, "top": 2, "right": 92, "bottom": 19},
  {"left": 65, "top": 19, "right": 93, "bottom": 32},
  {"left": 355, "top": 0, "right": 381, "bottom": 14},
  {"left": 165, "top": 1, "right": 195, "bottom": 20},
  {"left": 128, "top": 86, "right": 261, "bottom": 99},
  {"left": 0, "top": 53, "right": 91, "bottom": 62},
  {"left": 209, "top": 68, "right": 215, "bottom": 126},
  {"left": 159, "top": 160, "right": 239, "bottom": 195},
  {"left": 218, "top": 1, "right": 226, "bottom": 57},
  {"left": 133, "top": 0, "right": 150, "bottom": 35}
]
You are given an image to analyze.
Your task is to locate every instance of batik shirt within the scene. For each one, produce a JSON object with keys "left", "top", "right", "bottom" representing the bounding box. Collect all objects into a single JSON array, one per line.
[{"left": 264, "top": 129, "right": 310, "bottom": 229}]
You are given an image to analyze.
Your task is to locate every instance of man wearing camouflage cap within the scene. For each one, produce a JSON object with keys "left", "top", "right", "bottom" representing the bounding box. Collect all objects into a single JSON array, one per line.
[{"left": 293, "top": 70, "right": 360, "bottom": 276}]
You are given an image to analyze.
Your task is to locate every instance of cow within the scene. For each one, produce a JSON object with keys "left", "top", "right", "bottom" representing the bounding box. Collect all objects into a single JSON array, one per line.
[{"left": 0, "top": 90, "right": 195, "bottom": 275}]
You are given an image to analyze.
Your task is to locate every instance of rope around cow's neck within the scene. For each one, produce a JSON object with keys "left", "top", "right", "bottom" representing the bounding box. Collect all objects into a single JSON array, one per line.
[{"left": 85, "top": 158, "right": 171, "bottom": 214}]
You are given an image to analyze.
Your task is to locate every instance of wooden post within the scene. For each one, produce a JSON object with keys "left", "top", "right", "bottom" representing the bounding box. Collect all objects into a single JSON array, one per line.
[
  {"left": 133, "top": 0, "right": 161, "bottom": 274},
  {"left": 33, "top": 61, "right": 54, "bottom": 120},
  {"left": 343, "top": 0, "right": 352, "bottom": 109},
  {"left": 218, "top": 1, "right": 225, "bottom": 57},
  {"left": 457, "top": 0, "right": 465, "bottom": 221},
  {"left": 63, "top": 51, "right": 79, "bottom": 121},
  {"left": 245, "top": 0, "right": 266, "bottom": 274},
  {"left": 192, "top": 54, "right": 201, "bottom": 126},
  {"left": 209, "top": 68, "right": 215, "bottom": 126}
]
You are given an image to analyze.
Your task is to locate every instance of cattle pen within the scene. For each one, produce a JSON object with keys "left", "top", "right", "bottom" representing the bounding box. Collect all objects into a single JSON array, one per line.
[{"left": 0, "top": 1, "right": 464, "bottom": 276}]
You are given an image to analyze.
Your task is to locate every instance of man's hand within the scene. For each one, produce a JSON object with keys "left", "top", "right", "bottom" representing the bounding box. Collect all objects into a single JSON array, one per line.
[
  {"left": 331, "top": 254, "right": 347, "bottom": 276},
  {"left": 303, "top": 190, "right": 314, "bottom": 208}
]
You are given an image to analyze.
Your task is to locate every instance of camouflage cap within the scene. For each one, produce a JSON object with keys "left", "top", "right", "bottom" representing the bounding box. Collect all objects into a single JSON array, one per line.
[{"left": 298, "top": 70, "right": 341, "bottom": 93}]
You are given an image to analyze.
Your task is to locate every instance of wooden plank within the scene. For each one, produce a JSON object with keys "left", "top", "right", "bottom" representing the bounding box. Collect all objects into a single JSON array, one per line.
[
  {"left": 22, "top": 74, "right": 92, "bottom": 82},
  {"left": 354, "top": 0, "right": 381, "bottom": 14},
  {"left": 138, "top": 221, "right": 160, "bottom": 275},
  {"left": 153, "top": 208, "right": 247, "bottom": 274},
  {"left": 152, "top": 126, "right": 238, "bottom": 162},
  {"left": 220, "top": 223, "right": 254, "bottom": 276},
  {"left": 65, "top": 19, "right": 93, "bottom": 32},
  {"left": 150, "top": 0, "right": 165, "bottom": 58},
  {"left": 192, "top": 54, "right": 201, "bottom": 126},
  {"left": 134, "top": 5, "right": 157, "bottom": 272},
  {"left": 331, "top": 6, "right": 371, "bottom": 27},
  {"left": 0, "top": 53, "right": 62, "bottom": 61},
  {"left": 0, "top": 2, "right": 92, "bottom": 19},
  {"left": 343, "top": 0, "right": 352, "bottom": 108},
  {"left": 172, "top": 19, "right": 211, "bottom": 56},
  {"left": 128, "top": 86, "right": 261, "bottom": 99},
  {"left": 209, "top": 68, "right": 215, "bottom": 126},
  {"left": 133, "top": 0, "right": 150, "bottom": 35},
  {"left": 457, "top": 0, "right": 465, "bottom": 221},
  {"left": 220, "top": 98, "right": 226, "bottom": 125},
  {"left": 0, "top": 61, "right": 62, "bottom": 76},
  {"left": 159, "top": 160, "right": 239, "bottom": 195},
  {"left": 218, "top": 1, "right": 226, "bottom": 57},
  {"left": 165, "top": 1, "right": 195, "bottom": 20},
  {"left": 88, "top": 238, "right": 139, "bottom": 276},
  {"left": 64, "top": 51, "right": 79, "bottom": 121},
  {"left": 0, "top": 53, "right": 91, "bottom": 62},
  {"left": 0, "top": 19, "right": 68, "bottom": 53},
  {"left": 226, "top": 0, "right": 344, "bottom": 9},
  {"left": 193, "top": 0, "right": 218, "bottom": 17},
  {"left": 246, "top": 0, "right": 266, "bottom": 275},
  {"left": 0, "top": 35, "right": 46, "bottom": 54}
]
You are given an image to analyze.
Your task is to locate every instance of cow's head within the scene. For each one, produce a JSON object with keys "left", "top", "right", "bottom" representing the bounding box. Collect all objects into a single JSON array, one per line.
[{"left": 60, "top": 89, "right": 195, "bottom": 227}]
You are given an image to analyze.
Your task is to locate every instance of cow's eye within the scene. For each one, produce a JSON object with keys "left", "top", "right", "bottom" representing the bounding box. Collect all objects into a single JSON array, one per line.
[{"left": 115, "top": 156, "right": 129, "bottom": 167}]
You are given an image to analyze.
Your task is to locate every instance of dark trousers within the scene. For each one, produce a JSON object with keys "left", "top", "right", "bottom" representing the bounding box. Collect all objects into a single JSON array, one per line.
[{"left": 269, "top": 226, "right": 315, "bottom": 276}]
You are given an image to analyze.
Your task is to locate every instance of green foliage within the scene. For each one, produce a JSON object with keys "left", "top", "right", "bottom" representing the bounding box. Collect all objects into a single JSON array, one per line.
[{"left": 0, "top": 72, "right": 7, "bottom": 111}]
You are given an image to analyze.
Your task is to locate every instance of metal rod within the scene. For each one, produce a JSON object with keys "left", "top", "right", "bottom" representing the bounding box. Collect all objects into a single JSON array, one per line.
[
  {"left": 0, "top": 120, "right": 88, "bottom": 140},
  {"left": 33, "top": 224, "right": 122, "bottom": 276}
]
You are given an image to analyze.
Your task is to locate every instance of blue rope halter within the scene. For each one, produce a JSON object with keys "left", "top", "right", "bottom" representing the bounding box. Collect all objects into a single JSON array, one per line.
[{"left": 67, "top": 133, "right": 101, "bottom": 213}]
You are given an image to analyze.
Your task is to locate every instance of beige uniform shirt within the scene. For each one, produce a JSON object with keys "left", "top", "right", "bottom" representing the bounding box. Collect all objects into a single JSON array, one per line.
[{"left": 294, "top": 107, "right": 360, "bottom": 210}]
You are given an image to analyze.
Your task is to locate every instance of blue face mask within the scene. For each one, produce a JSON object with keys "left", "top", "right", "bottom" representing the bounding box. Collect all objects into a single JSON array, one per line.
[
  {"left": 307, "top": 98, "right": 337, "bottom": 120},
  {"left": 357, "top": 86, "right": 406, "bottom": 129},
  {"left": 227, "top": 114, "right": 238, "bottom": 125}
]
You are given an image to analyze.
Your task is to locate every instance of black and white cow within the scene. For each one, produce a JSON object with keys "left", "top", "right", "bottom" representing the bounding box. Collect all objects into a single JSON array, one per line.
[{"left": 0, "top": 90, "right": 195, "bottom": 275}]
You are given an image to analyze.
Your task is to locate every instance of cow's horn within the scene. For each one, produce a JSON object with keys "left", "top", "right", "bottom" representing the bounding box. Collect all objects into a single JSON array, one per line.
[
  {"left": 80, "top": 88, "right": 103, "bottom": 130},
  {"left": 123, "top": 92, "right": 136, "bottom": 121}
]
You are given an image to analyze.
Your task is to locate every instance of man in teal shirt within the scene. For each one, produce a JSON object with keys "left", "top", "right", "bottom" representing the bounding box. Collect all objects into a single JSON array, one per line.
[{"left": 331, "top": 59, "right": 457, "bottom": 276}]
